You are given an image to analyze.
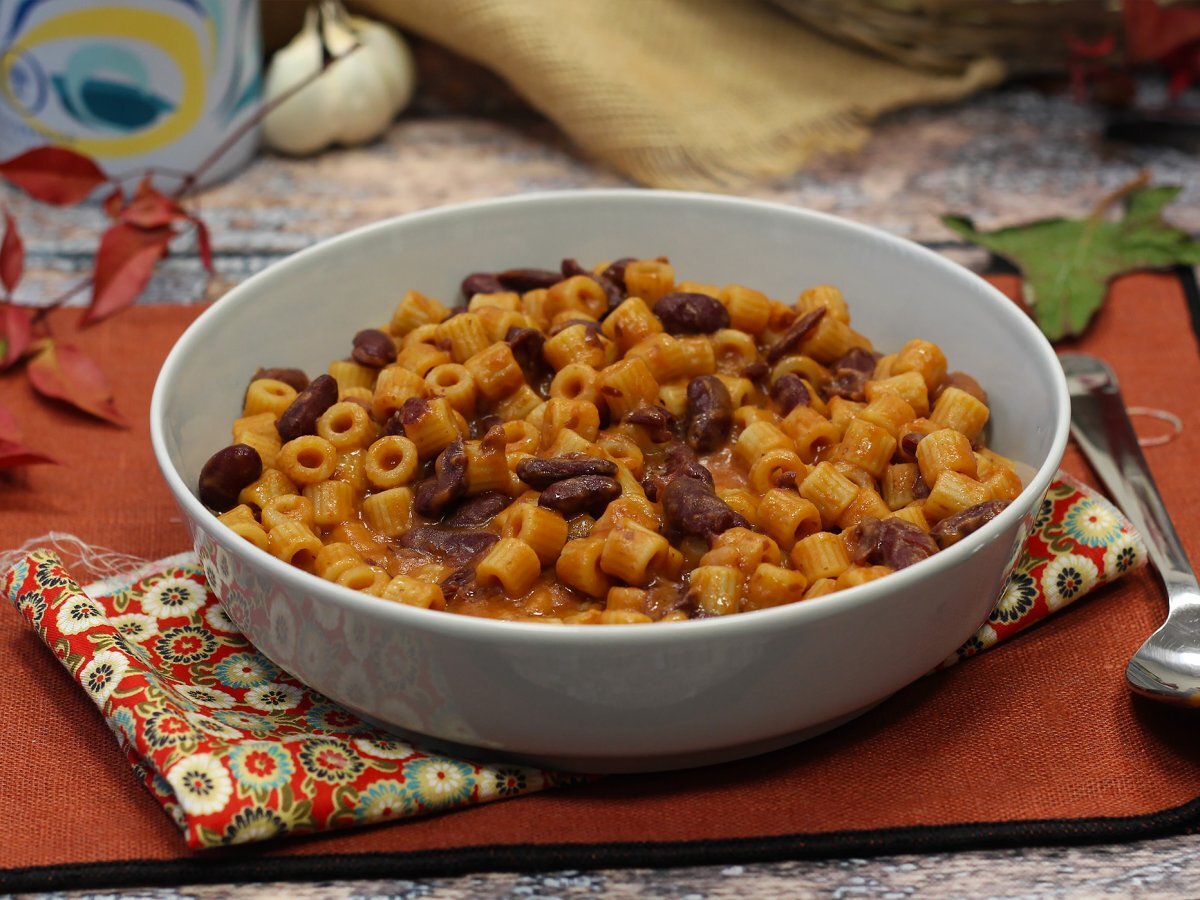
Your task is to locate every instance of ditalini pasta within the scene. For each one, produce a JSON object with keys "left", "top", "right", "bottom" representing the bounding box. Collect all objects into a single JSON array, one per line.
[{"left": 197, "top": 258, "right": 1021, "bottom": 623}]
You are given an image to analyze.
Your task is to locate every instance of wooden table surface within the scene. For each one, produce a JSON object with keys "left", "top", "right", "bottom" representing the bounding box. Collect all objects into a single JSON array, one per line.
[{"left": 6, "top": 46, "right": 1200, "bottom": 899}]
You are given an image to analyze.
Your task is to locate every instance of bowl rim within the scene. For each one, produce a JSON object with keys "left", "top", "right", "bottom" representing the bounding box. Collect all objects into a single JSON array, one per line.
[{"left": 150, "top": 188, "right": 1071, "bottom": 645}]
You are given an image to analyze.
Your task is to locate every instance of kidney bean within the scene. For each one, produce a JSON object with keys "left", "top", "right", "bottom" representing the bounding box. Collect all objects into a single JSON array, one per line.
[
  {"left": 517, "top": 456, "right": 618, "bottom": 490},
  {"left": 823, "top": 368, "right": 868, "bottom": 403},
  {"left": 624, "top": 405, "right": 677, "bottom": 444},
  {"left": 641, "top": 441, "right": 714, "bottom": 501},
  {"left": 471, "top": 414, "right": 504, "bottom": 439},
  {"left": 251, "top": 367, "right": 309, "bottom": 393},
  {"left": 538, "top": 475, "right": 621, "bottom": 516},
  {"left": 913, "top": 473, "right": 930, "bottom": 500},
  {"left": 401, "top": 526, "right": 498, "bottom": 563},
  {"left": 684, "top": 375, "right": 733, "bottom": 452},
  {"left": 931, "top": 500, "right": 1009, "bottom": 549},
  {"left": 833, "top": 347, "right": 880, "bottom": 375},
  {"left": 769, "top": 372, "right": 810, "bottom": 414},
  {"left": 653, "top": 292, "right": 731, "bottom": 335},
  {"left": 899, "top": 431, "right": 924, "bottom": 460},
  {"left": 497, "top": 267, "right": 563, "bottom": 292},
  {"left": 461, "top": 272, "right": 505, "bottom": 298},
  {"left": 414, "top": 438, "right": 468, "bottom": 517},
  {"left": 850, "top": 517, "right": 938, "bottom": 570},
  {"left": 443, "top": 491, "right": 513, "bottom": 527},
  {"left": 198, "top": 443, "right": 262, "bottom": 512},
  {"left": 560, "top": 259, "right": 623, "bottom": 311},
  {"left": 742, "top": 360, "right": 770, "bottom": 382},
  {"left": 661, "top": 475, "right": 749, "bottom": 541},
  {"left": 505, "top": 326, "right": 547, "bottom": 378},
  {"left": 276, "top": 373, "right": 338, "bottom": 443},
  {"left": 766, "top": 306, "right": 826, "bottom": 364},
  {"left": 599, "top": 257, "right": 634, "bottom": 292},
  {"left": 933, "top": 370, "right": 989, "bottom": 406},
  {"left": 351, "top": 328, "right": 397, "bottom": 368}
]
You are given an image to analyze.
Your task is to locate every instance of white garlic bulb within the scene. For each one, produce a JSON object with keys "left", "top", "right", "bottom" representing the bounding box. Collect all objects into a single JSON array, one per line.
[{"left": 262, "top": 0, "right": 415, "bottom": 156}]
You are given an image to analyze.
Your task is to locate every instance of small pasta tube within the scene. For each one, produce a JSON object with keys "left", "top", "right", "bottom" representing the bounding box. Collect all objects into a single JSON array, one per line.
[
  {"left": 364, "top": 435, "right": 420, "bottom": 488},
  {"left": 556, "top": 536, "right": 612, "bottom": 598},
  {"left": 598, "top": 357, "right": 659, "bottom": 420},
  {"left": 710, "top": 329, "right": 758, "bottom": 375},
  {"left": 439, "top": 312, "right": 490, "bottom": 363},
  {"left": 798, "top": 316, "right": 871, "bottom": 364},
  {"left": 395, "top": 342, "right": 451, "bottom": 377},
  {"left": 687, "top": 565, "right": 741, "bottom": 616},
  {"left": 464, "top": 440, "right": 512, "bottom": 495},
  {"left": 503, "top": 504, "right": 569, "bottom": 565},
  {"left": 606, "top": 586, "right": 648, "bottom": 613},
  {"left": 476, "top": 538, "right": 542, "bottom": 597},
  {"left": 331, "top": 448, "right": 368, "bottom": 494},
  {"left": 424, "top": 364, "right": 478, "bottom": 415},
  {"left": 602, "top": 297, "right": 663, "bottom": 351},
  {"left": 747, "top": 449, "right": 808, "bottom": 493},
  {"left": 789, "top": 531, "right": 852, "bottom": 581},
  {"left": 881, "top": 462, "right": 921, "bottom": 511},
  {"left": 734, "top": 420, "right": 793, "bottom": 469},
  {"left": 545, "top": 323, "right": 607, "bottom": 372},
  {"left": 887, "top": 505, "right": 931, "bottom": 532},
  {"left": 304, "top": 479, "right": 355, "bottom": 526},
  {"left": 232, "top": 412, "right": 282, "bottom": 469},
  {"left": 857, "top": 392, "right": 916, "bottom": 438},
  {"left": 372, "top": 365, "right": 428, "bottom": 422},
  {"left": 328, "top": 360, "right": 376, "bottom": 395},
  {"left": 261, "top": 493, "right": 316, "bottom": 532},
  {"left": 930, "top": 386, "right": 990, "bottom": 443},
  {"left": 600, "top": 522, "right": 670, "bottom": 586},
  {"left": 699, "top": 527, "right": 782, "bottom": 575},
  {"left": 401, "top": 397, "right": 462, "bottom": 458},
  {"left": 755, "top": 490, "right": 822, "bottom": 550},
  {"left": 796, "top": 284, "right": 851, "bottom": 323},
  {"left": 267, "top": 518, "right": 322, "bottom": 568},
  {"left": 546, "top": 275, "right": 609, "bottom": 320},
  {"left": 782, "top": 405, "right": 841, "bottom": 462},
  {"left": 238, "top": 468, "right": 297, "bottom": 511},
  {"left": 623, "top": 258, "right": 675, "bottom": 302},
  {"left": 744, "top": 563, "right": 808, "bottom": 611},
  {"left": 916, "top": 428, "right": 978, "bottom": 485},
  {"left": 599, "top": 609, "right": 654, "bottom": 624},
  {"left": 923, "top": 471, "right": 991, "bottom": 522},
  {"left": 551, "top": 364, "right": 601, "bottom": 405},
  {"left": 361, "top": 486, "right": 414, "bottom": 537},
  {"left": 718, "top": 487, "right": 761, "bottom": 528},
  {"left": 217, "top": 505, "right": 269, "bottom": 551},
  {"left": 317, "top": 401, "right": 376, "bottom": 451},
  {"left": 494, "top": 385, "right": 543, "bottom": 421},
  {"left": 893, "top": 339, "right": 947, "bottom": 392},
  {"left": 381, "top": 574, "right": 445, "bottom": 609},
  {"left": 625, "top": 333, "right": 688, "bottom": 383},
  {"left": 463, "top": 342, "right": 526, "bottom": 401},
  {"left": 836, "top": 565, "right": 892, "bottom": 590},
  {"left": 540, "top": 398, "right": 601, "bottom": 444},
  {"left": 390, "top": 289, "right": 448, "bottom": 336},
  {"left": 803, "top": 578, "right": 839, "bottom": 600},
  {"left": 832, "top": 418, "right": 897, "bottom": 479},
  {"left": 865, "top": 371, "right": 930, "bottom": 418},
  {"left": 276, "top": 436, "right": 337, "bottom": 486},
  {"left": 718, "top": 284, "right": 772, "bottom": 335},
  {"left": 798, "top": 461, "right": 861, "bottom": 527},
  {"left": 836, "top": 488, "right": 892, "bottom": 531},
  {"left": 313, "top": 541, "right": 364, "bottom": 582},
  {"left": 243, "top": 378, "right": 297, "bottom": 419}
]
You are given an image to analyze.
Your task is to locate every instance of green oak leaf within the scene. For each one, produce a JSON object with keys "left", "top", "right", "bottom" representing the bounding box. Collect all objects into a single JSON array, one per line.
[{"left": 942, "top": 185, "right": 1200, "bottom": 342}]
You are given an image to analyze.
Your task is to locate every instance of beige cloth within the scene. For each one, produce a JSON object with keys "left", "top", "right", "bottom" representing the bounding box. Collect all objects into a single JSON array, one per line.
[{"left": 351, "top": 0, "right": 1005, "bottom": 188}]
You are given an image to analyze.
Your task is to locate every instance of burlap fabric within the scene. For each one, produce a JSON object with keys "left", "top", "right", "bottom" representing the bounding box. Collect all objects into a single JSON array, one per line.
[{"left": 266, "top": 0, "right": 1005, "bottom": 188}]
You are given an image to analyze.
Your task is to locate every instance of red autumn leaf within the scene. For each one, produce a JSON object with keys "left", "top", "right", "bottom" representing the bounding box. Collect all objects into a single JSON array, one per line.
[
  {"left": 1123, "top": 0, "right": 1200, "bottom": 63},
  {"left": 0, "top": 437, "right": 58, "bottom": 469},
  {"left": 1, "top": 209, "right": 22, "bottom": 294},
  {"left": 0, "top": 146, "right": 108, "bottom": 206},
  {"left": 26, "top": 338, "right": 128, "bottom": 427},
  {"left": 0, "top": 302, "right": 34, "bottom": 369},
  {"left": 83, "top": 222, "right": 173, "bottom": 325},
  {"left": 0, "top": 402, "right": 19, "bottom": 442},
  {"left": 102, "top": 186, "right": 125, "bottom": 220},
  {"left": 120, "top": 176, "right": 189, "bottom": 230},
  {"left": 192, "top": 216, "right": 214, "bottom": 273}
]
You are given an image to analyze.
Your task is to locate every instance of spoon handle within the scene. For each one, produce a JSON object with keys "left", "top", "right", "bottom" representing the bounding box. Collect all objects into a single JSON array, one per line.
[{"left": 1060, "top": 354, "right": 1200, "bottom": 600}]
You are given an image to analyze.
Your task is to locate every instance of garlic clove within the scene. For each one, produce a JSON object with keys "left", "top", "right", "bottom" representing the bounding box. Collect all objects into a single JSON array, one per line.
[
  {"left": 262, "top": 7, "right": 334, "bottom": 156},
  {"left": 353, "top": 18, "right": 416, "bottom": 113}
]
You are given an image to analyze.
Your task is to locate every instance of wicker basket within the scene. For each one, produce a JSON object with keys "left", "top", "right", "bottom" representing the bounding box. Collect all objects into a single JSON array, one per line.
[{"left": 768, "top": 0, "right": 1120, "bottom": 75}]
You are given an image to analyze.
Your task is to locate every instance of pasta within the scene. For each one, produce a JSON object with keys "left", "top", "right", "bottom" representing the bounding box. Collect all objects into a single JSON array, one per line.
[{"left": 199, "top": 257, "right": 1023, "bottom": 623}]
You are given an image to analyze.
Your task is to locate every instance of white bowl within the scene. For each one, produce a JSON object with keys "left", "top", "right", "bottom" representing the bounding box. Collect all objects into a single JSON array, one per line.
[{"left": 151, "top": 190, "right": 1069, "bottom": 772}]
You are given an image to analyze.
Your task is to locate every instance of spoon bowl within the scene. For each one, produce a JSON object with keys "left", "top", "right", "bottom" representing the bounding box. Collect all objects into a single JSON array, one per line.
[{"left": 1061, "top": 354, "right": 1200, "bottom": 707}]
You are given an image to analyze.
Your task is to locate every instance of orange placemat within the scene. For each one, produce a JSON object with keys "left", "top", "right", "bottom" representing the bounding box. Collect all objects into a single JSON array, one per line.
[{"left": 2, "top": 271, "right": 1199, "bottom": 891}]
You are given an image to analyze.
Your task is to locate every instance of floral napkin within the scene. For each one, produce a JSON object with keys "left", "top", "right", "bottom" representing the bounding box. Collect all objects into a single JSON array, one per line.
[{"left": 2, "top": 473, "right": 1144, "bottom": 850}]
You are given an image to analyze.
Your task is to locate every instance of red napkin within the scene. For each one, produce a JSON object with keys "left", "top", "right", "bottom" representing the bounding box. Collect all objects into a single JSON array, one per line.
[{"left": 2, "top": 473, "right": 1143, "bottom": 849}]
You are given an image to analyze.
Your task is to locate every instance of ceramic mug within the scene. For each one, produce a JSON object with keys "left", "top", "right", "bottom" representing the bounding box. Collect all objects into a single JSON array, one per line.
[{"left": 0, "top": 0, "right": 261, "bottom": 190}]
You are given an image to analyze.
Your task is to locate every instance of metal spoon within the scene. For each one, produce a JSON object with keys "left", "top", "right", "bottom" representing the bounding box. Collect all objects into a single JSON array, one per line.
[{"left": 1060, "top": 354, "right": 1200, "bottom": 706}]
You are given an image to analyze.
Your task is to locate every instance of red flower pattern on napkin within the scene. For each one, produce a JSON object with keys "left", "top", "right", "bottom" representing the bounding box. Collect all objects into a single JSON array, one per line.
[{"left": 2, "top": 474, "right": 1144, "bottom": 848}]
